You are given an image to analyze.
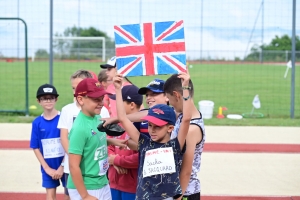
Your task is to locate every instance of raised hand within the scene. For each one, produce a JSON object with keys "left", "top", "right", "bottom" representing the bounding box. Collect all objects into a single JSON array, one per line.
[
  {"left": 178, "top": 71, "right": 191, "bottom": 87},
  {"left": 113, "top": 74, "right": 123, "bottom": 90}
]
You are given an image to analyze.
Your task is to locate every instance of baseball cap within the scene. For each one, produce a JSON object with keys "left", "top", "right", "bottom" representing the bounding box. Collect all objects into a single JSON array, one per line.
[
  {"left": 100, "top": 56, "right": 116, "bottom": 69},
  {"left": 138, "top": 79, "right": 165, "bottom": 95},
  {"left": 74, "top": 78, "right": 110, "bottom": 98},
  {"left": 36, "top": 84, "right": 59, "bottom": 98},
  {"left": 141, "top": 104, "right": 176, "bottom": 126},
  {"left": 109, "top": 85, "right": 143, "bottom": 106}
]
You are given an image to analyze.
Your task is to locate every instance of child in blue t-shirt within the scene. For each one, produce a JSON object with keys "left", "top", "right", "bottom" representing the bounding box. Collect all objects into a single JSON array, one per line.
[
  {"left": 30, "top": 83, "right": 65, "bottom": 200},
  {"left": 113, "top": 73, "right": 192, "bottom": 200}
]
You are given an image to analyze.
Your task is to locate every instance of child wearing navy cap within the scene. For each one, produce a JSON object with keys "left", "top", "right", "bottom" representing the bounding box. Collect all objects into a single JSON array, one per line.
[{"left": 113, "top": 73, "right": 192, "bottom": 200}]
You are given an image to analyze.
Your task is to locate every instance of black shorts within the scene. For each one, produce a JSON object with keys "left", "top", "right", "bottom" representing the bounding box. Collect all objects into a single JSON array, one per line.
[{"left": 182, "top": 192, "right": 200, "bottom": 200}]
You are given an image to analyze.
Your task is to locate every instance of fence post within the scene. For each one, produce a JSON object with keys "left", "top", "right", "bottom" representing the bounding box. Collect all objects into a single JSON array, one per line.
[{"left": 0, "top": 17, "right": 29, "bottom": 116}]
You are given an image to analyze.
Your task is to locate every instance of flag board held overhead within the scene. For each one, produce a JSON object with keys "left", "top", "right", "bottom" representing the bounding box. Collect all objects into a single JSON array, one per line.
[{"left": 114, "top": 20, "right": 187, "bottom": 76}]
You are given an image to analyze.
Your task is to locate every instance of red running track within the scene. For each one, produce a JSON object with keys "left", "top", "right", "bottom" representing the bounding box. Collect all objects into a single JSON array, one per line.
[{"left": 1, "top": 140, "right": 300, "bottom": 153}]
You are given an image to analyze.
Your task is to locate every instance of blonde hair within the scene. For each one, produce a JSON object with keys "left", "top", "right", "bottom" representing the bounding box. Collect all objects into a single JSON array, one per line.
[
  {"left": 70, "top": 69, "right": 92, "bottom": 80},
  {"left": 98, "top": 69, "right": 108, "bottom": 82}
]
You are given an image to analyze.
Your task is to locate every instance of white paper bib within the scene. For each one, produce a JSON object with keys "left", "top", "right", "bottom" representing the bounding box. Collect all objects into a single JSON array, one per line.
[
  {"left": 41, "top": 138, "right": 65, "bottom": 159},
  {"left": 143, "top": 147, "right": 176, "bottom": 177}
]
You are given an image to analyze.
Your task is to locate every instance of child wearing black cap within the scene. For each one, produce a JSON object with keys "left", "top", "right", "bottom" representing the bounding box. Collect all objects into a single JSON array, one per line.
[
  {"left": 113, "top": 73, "right": 192, "bottom": 200},
  {"left": 30, "top": 83, "right": 66, "bottom": 200}
]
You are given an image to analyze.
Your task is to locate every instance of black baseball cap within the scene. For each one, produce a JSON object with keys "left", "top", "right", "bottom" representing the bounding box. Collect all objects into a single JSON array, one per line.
[
  {"left": 109, "top": 85, "right": 143, "bottom": 106},
  {"left": 36, "top": 84, "right": 59, "bottom": 98},
  {"left": 100, "top": 56, "right": 116, "bottom": 69}
]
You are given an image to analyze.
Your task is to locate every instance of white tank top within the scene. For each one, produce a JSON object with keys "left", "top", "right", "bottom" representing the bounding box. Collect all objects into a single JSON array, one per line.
[{"left": 171, "top": 111, "right": 205, "bottom": 195}]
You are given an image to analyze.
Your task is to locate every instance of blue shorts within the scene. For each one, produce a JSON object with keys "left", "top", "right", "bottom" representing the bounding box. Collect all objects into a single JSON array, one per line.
[
  {"left": 42, "top": 172, "right": 66, "bottom": 189},
  {"left": 110, "top": 188, "right": 135, "bottom": 200}
]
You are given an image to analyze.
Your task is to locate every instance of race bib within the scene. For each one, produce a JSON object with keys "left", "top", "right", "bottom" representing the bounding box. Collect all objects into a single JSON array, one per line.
[
  {"left": 143, "top": 147, "right": 176, "bottom": 177},
  {"left": 98, "top": 158, "right": 109, "bottom": 176},
  {"left": 41, "top": 138, "right": 65, "bottom": 159}
]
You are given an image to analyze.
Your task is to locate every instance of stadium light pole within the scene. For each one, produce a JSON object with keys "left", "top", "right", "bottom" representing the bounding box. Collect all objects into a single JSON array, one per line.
[
  {"left": 260, "top": 0, "right": 264, "bottom": 63},
  {"left": 17, "top": 0, "right": 19, "bottom": 60},
  {"left": 200, "top": 0, "right": 203, "bottom": 62},
  {"left": 77, "top": 0, "right": 81, "bottom": 60},
  {"left": 290, "top": 0, "right": 296, "bottom": 118},
  {"left": 139, "top": 0, "right": 142, "bottom": 24},
  {"left": 49, "top": 0, "right": 53, "bottom": 85}
]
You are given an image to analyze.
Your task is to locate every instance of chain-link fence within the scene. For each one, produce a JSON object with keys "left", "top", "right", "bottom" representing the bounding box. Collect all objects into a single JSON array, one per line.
[{"left": 0, "top": 0, "right": 299, "bottom": 118}]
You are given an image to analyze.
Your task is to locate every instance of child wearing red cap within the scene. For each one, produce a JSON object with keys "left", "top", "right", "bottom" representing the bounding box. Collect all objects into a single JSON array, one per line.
[
  {"left": 58, "top": 70, "right": 110, "bottom": 200},
  {"left": 67, "top": 78, "right": 127, "bottom": 200},
  {"left": 113, "top": 73, "right": 192, "bottom": 200}
]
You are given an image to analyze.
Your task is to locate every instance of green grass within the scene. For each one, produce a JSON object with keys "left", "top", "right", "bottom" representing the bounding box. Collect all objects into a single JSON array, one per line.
[{"left": 0, "top": 60, "right": 299, "bottom": 126}]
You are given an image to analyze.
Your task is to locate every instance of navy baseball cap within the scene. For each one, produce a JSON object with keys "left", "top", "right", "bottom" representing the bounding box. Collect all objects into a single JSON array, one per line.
[
  {"left": 109, "top": 85, "right": 143, "bottom": 106},
  {"left": 138, "top": 79, "right": 165, "bottom": 95},
  {"left": 141, "top": 104, "right": 176, "bottom": 126}
]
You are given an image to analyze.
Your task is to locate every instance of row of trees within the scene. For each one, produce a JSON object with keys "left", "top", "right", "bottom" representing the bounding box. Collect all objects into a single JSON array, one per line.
[
  {"left": 245, "top": 35, "right": 300, "bottom": 61},
  {"left": 35, "top": 27, "right": 299, "bottom": 62}
]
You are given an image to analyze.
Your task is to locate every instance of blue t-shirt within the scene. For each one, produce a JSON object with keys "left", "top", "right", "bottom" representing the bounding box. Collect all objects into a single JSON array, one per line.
[
  {"left": 136, "top": 134, "right": 185, "bottom": 200},
  {"left": 30, "top": 114, "right": 64, "bottom": 178}
]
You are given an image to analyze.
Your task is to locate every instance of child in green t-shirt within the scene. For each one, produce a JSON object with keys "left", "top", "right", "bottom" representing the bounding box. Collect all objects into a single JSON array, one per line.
[{"left": 67, "top": 78, "right": 127, "bottom": 200}]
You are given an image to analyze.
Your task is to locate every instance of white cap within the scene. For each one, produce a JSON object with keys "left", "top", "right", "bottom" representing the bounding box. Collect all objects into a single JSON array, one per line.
[{"left": 100, "top": 56, "right": 116, "bottom": 69}]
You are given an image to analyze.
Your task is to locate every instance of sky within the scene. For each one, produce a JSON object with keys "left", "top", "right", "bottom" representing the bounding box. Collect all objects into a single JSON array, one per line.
[{"left": 0, "top": 0, "right": 299, "bottom": 60}]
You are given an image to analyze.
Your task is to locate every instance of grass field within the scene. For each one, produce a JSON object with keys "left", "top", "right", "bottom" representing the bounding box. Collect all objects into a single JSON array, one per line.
[{"left": 0, "top": 60, "right": 299, "bottom": 125}]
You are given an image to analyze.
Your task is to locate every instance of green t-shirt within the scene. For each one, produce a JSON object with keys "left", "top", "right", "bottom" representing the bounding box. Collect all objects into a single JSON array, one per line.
[{"left": 67, "top": 111, "right": 108, "bottom": 190}]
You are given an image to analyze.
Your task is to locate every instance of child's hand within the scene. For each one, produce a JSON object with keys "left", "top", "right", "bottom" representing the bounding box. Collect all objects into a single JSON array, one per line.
[
  {"left": 52, "top": 165, "right": 64, "bottom": 180},
  {"left": 44, "top": 167, "right": 56, "bottom": 178},
  {"left": 113, "top": 74, "right": 123, "bottom": 90},
  {"left": 83, "top": 194, "right": 98, "bottom": 200},
  {"left": 178, "top": 71, "right": 190, "bottom": 87},
  {"left": 99, "top": 117, "right": 118, "bottom": 127},
  {"left": 112, "top": 139, "right": 128, "bottom": 149},
  {"left": 113, "top": 165, "right": 128, "bottom": 174},
  {"left": 108, "top": 154, "right": 117, "bottom": 165}
]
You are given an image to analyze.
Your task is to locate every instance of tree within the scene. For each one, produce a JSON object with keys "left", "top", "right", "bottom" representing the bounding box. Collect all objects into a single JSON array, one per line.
[
  {"left": 35, "top": 49, "right": 49, "bottom": 59},
  {"left": 245, "top": 34, "right": 300, "bottom": 61},
  {"left": 54, "top": 26, "right": 115, "bottom": 59}
]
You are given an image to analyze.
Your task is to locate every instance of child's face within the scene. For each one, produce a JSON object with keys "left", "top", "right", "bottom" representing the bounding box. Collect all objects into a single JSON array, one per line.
[
  {"left": 106, "top": 67, "right": 117, "bottom": 81},
  {"left": 37, "top": 95, "right": 57, "bottom": 110},
  {"left": 145, "top": 90, "right": 168, "bottom": 108},
  {"left": 77, "top": 96, "right": 104, "bottom": 117},
  {"left": 71, "top": 77, "right": 84, "bottom": 95},
  {"left": 166, "top": 93, "right": 182, "bottom": 113},
  {"left": 148, "top": 122, "right": 173, "bottom": 143}
]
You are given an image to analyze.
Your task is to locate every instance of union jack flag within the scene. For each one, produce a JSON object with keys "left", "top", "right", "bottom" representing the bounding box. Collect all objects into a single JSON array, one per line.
[{"left": 114, "top": 20, "right": 186, "bottom": 76}]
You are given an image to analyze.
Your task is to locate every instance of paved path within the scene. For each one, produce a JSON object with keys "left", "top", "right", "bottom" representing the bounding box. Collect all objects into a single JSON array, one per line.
[{"left": 0, "top": 123, "right": 299, "bottom": 199}]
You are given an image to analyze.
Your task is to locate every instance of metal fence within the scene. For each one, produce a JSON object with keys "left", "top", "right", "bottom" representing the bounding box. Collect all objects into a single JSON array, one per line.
[{"left": 0, "top": 0, "right": 299, "bottom": 118}]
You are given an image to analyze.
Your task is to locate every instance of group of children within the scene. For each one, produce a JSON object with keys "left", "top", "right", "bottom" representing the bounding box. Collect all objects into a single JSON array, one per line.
[{"left": 30, "top": 57, "right": 205, "bottom": 200}]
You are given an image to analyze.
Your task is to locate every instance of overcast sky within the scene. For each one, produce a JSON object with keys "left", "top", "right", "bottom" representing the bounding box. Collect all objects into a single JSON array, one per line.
[{"left": 0, "top": 0, "right": 299, "bottom": 59}]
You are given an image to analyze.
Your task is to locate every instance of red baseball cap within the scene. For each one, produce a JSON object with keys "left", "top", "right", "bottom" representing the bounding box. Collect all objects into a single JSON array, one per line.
[
  {"left": 141, "top": 104, "right": 176, "bottom": 126},
  {"left": 74, "top": 78, "right": 110, "bottom": 98}
]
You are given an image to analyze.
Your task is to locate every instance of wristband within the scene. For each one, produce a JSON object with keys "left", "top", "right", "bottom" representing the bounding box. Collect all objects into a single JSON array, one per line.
[
  {"left": 182, "top": 86, "right": 191, "bottom": 90},
  {"left": 183, "top": 96, "right": 190, "bottom": 101}
]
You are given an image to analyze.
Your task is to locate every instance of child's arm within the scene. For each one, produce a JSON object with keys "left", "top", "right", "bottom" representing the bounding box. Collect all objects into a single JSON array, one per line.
[
  {"left": 179, "top": 125, "right": 203, "bottom": 195},
  {"left": 100, "top": 109, "right": 148, "bottom": 126},
  {"left": 176, "top": 72, "right": 193, "bottom": 150},
  {"left": 60, "top": 128, "right": 69, "bottom": 153},
  {"left": 69, "top": 154, "right": 97, "bottom": 200},
  {"left": 33, "top": 149, "right": 56, "bottom": 178},
  {"left": 111, "top": 152, "right": 139, "bottom": 169},
  {"left": 113, "top": 74, "right": 141, "bottom": 144}
]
